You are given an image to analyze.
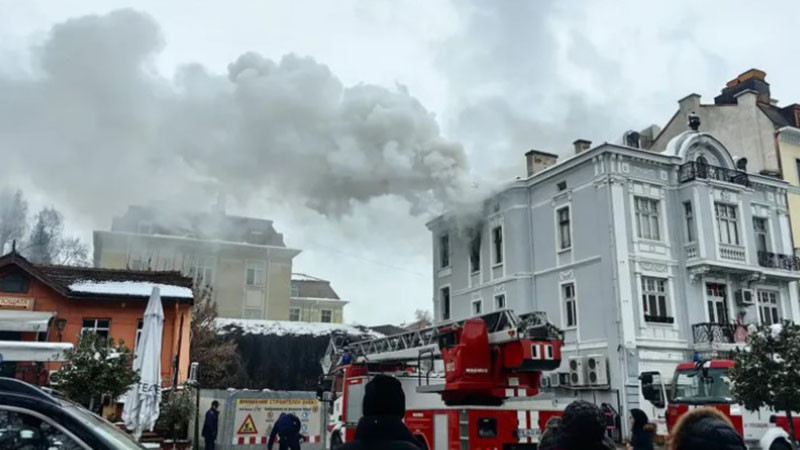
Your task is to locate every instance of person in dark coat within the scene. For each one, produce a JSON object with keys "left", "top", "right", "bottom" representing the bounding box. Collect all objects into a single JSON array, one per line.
[
  {"left": 538, "top": 416, "right": 564, "bottom": 450},
  {"left": 339, "top": 375, "right": 422, "bottom": 450},
  {"left": 268, "top": 413, "right": 303, "bottom": 450},
  {"left": 559, "top": 400, "right": 616, "bottom": 450},
  {"left": 669, "top": 407, "right": 746, "bottom": 450},
  {"left": 201, "top": 401, "right": 220, "bottom": 450},
  {"left": 628, "top": 408, "right": 654, "bottom": 450}
]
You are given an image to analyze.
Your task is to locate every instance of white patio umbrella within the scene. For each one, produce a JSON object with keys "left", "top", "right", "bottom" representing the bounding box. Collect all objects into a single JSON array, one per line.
[{"left": 122, "top": 286, "right": 164, "bottom": 441}]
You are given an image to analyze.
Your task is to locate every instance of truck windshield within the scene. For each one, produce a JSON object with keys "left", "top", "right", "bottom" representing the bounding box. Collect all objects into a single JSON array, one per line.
[{"left": 672, "top": 368, "right": 734, "bottom": 404}]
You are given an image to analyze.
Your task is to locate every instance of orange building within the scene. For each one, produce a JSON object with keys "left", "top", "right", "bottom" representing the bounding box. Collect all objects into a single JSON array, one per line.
[{"left": 0, "top": 251, "right": 194, "bottom": 387}]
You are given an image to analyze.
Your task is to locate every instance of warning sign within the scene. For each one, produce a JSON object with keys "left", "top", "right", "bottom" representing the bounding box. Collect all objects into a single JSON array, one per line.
[
  {"left": 237, "top": 414, "right": 258, "bottom": 434},
  {"left": 231, "top": 396, "right": 321, "bottom": 446}
]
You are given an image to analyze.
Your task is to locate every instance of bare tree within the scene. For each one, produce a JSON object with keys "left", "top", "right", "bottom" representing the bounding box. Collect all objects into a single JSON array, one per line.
[
  {"left": 0, "top": 189, "right": 28, "bottom": 253},
  {"left": 24, "top": 207, "right": 89, "bottom": 266},
  {"left": 190, "top": 285, "right": 247, "bottom": 388}
]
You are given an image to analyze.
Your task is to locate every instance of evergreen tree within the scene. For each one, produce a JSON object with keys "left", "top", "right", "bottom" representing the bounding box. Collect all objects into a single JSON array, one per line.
[
  {"left": 51, "top": 333, "right": 139, "bottom": 412},
  {"left": 730, "top": 321, "right": 800, "bottom": 446}
]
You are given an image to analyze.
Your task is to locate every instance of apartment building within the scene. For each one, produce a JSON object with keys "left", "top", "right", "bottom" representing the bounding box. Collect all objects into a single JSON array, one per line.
[
  {"left": 289, "top": 273, "right": 347, "bottom": 323},
  {"left": 427, "top": 123, "right": 800, "bottom": 427},
  {"left": 643, "top": 69, "right": 800, "bottom": 252},
  {"left": 94, "top": 205, "right": 300, "bottom": 320}
]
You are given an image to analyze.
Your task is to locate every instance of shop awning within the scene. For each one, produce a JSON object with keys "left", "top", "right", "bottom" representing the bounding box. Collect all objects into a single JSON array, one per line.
[
  {"left": 0, "top": 310, "right": 54, "bottom": 333},
  {"left": 0, "top": 341, "right": 72, "bottom": 362}
]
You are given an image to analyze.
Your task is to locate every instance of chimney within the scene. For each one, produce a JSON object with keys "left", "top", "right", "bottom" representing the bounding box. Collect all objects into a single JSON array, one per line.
[
  {"left": 525, "top": 150, "right": 558, "bottom": 177},
  {"left": 573, "top": 139, "right": 592, "bottom": 154}
]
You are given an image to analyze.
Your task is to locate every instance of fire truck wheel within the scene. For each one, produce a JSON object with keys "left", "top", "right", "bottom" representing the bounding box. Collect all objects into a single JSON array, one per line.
[
  {"left": 330, "top": 432, "right": 343, "bottom": 449},
  {"left": 768, "top": 439, "right": 792, "bottom": 450}
]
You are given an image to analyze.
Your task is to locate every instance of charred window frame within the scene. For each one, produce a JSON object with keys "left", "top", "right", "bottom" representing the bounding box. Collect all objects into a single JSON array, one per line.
[
  {"left": 469, "top": 232, "right": 481, "bottom": 273},
  {"left": 439, "top": 234, "right": 450, "bottom": 268},
  {"left": 491, "top": 226, "right": 503, "bottom": 265}
]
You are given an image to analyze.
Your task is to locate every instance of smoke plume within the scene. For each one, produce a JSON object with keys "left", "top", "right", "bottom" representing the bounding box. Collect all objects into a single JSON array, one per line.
[{"left": 0, "top": 9, "right": 474, "bottom": 221}]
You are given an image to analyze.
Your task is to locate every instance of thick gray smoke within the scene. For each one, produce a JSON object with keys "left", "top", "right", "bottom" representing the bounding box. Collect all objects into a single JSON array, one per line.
[{"left": 0, "top": 9, "right": 474, "bottom": 221}]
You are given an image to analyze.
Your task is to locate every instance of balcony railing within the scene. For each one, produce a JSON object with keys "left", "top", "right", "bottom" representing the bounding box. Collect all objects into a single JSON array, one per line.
[
  {"left": 679, "top": 161, "right": 750, "bottom": 187},
  {"left": 719, "top": 243, "right": 746, "bottom": 263},
  {"left": 758, "top": 251, "right": 800, "bottom": 271},
  {"left": 692, "top": 322, "right": 735, "bottom": 345}
]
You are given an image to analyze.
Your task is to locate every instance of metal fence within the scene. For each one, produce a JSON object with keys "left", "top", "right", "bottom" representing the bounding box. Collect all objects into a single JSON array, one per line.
[
  {"left": 678, "top": 161, "right": 750, "bottom": 187},
  {"left": 691, "top": 323, "right": 735, "bottom": 344}
]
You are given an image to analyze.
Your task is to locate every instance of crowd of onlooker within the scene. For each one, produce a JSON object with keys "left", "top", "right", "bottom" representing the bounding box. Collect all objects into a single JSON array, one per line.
[
  {"left": 537, "top": 400, "right": 747, "bottom": 450},
  {"left": 327, "top": 375, "right": 749, "bottom": 450}
]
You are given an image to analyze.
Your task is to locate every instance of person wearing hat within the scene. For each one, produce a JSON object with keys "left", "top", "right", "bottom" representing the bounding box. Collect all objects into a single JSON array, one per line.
[
  {"left": 558, "top": 400, "right": 616, "bottom": 450},
  {"left": 339, "top": 374, "right": 422, "bottom": 450},
  {"left": 669, "top": 407, "right": 746, "bottom": 450}
]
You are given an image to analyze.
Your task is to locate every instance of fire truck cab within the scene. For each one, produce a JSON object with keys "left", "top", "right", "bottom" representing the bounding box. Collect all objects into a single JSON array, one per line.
[{"left": 640, "top": 359, "right": 798, "bottom": 450}]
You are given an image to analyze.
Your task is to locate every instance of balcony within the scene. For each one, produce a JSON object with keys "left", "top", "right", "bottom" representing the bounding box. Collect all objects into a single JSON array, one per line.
[
  {"left": 692, "top": 322, "right": 735, "bottom": 345},
  {"left": 679, "top": 161, "right": 750, "bottom": 187},
  {"left": 758, "top": 251, "right": 800, "bottom": 271},
  {"left": 718, "top": 243, "right": 746, "bottom": 263}
]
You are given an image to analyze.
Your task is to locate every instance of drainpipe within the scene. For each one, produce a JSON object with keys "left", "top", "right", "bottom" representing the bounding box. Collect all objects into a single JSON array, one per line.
[{"left": 605, "top": 159, "right": 631, "bottom": 439}]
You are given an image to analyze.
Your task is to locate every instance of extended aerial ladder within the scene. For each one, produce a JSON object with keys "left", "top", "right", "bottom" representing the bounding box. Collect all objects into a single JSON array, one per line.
[{"left": 320, "top": 309, "right": 563, "bottom": 406}]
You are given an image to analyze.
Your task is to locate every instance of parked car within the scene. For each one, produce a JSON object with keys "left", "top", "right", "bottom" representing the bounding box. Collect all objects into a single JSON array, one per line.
[{"left": 0, "top": 377, "right": 145, "bottom": 449}]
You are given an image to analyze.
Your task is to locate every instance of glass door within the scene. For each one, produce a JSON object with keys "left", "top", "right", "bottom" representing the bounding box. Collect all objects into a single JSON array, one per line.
[{"left": 705, "top": 283, "right": 729, "bottom": 324}]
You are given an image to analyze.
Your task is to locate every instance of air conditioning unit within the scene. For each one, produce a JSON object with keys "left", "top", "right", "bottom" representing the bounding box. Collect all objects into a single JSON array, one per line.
[
  {"left": 568, "top": 356, "right": 588, "bottom": 387},
  {"left": 585, "top": 355, "right": 608, "bottom": 386},
  {"left": 548, "top": 372, "right": 563, "bottom": 388},
  {"left": 540, "top": 375, "right": 551, "bottom": 389},
  {"left": 735, "top": 289, "right": 754, "bottom": 306}
]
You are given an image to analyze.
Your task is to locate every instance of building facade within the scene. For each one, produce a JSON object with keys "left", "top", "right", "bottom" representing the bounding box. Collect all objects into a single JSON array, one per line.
[
  {"left": 0, "top": 251, "right": 194, "bottom": 387},
  {"left": 427, "top": 127, "right": 800, "bottom": 428},
  {"left": 94, "top": 206, "right": 300, "bottom": 320},
  {"left": 289, "top": 273, "right": 347, "bottom": 323},
  {"left": 645, "top": 69, "right": 800, "bottom": 254}
]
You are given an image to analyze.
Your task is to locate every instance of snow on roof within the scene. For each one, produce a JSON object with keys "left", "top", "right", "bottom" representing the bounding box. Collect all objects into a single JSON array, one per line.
[
  {"left": 69, "top": 281, "right": 194, "bottom": 299},
  {"left": 215, "top": 318, "right": 383, "bottom": 338},
  {"left": 291, "top": 273, "right": 325, "bottom": 282}
]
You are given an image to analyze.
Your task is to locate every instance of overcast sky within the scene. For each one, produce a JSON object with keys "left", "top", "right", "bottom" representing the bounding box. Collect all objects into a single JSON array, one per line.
[{"left": 2, "top": 1, "right": 799, "bottom": 325}]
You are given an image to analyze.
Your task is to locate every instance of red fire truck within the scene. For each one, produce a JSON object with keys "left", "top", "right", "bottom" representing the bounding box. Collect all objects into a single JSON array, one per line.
[
  {"left": 640, "top": 359, "right": 800, "bottom": 450},
  {"left": 317, "top": 309, "right": 568, "bottom": 449}
]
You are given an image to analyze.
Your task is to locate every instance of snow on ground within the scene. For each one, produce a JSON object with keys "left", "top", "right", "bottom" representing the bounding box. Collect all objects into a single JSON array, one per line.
[
  {"left": 69, "top": 281, "right": 194, "bottom": 299},
  {"left": 216, "top": 318, "right": 383, "bottom": 338}
]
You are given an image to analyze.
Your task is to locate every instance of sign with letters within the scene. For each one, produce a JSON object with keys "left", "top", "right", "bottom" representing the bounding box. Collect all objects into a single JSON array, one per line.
[{"left": 0, "top": 297, "right": 34, "bottom": 310}]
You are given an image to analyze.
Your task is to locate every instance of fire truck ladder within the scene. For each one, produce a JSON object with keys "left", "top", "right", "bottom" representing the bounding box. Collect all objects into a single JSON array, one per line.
[{"left": 320, "top": 309, "right": 561, "bottom": 374}]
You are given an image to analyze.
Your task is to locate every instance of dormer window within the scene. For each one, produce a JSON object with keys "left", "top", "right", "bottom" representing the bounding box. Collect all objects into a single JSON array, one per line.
[{"left": 0, "top": 272, "right": 29, "bottom": 293}]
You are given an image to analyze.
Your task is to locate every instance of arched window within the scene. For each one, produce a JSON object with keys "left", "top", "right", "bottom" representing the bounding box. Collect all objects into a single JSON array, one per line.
[{"left": 696, "top": 155, "right": 708, "bottom": 166}]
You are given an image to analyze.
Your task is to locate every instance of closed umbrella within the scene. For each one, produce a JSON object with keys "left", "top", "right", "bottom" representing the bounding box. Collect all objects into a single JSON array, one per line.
[{"left": 122, "top": 286, "right": 164, "bottom": 441}]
